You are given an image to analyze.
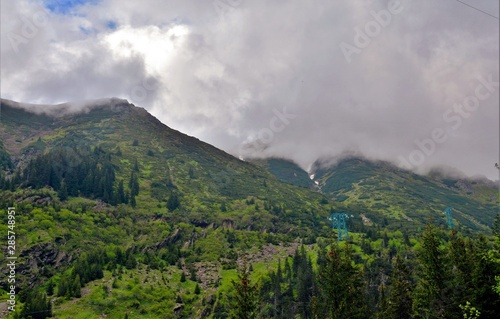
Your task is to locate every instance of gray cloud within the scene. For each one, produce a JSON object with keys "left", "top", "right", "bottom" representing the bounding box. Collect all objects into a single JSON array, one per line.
[{"left": 1, "top": 0, "right": 498, "bottom": 180}]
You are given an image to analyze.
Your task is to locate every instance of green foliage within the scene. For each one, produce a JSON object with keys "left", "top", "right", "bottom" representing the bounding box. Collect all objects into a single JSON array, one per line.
[
  {"left": 386, "top": 255, "right": 414, "bottom": 319},
  {"left": 230, "top": 261, "right": 259, "bottom": 319},
  {"left": 167, "top": 193, "right": 180, "bottom": 211},
  {"left": 412, "top": 224, "right": 450, "bottom": 318},
  {"left": 1, "top": 99, "right": 499, "bottom": 319},
  {"left": 20, "top": 291, "right": 52, "bottom": 319},
  {"left": 259, "top": 158, "right": 315, "bottom": 189},
  {"left": 313, "top": 243, "right": 366, "bottom": 319},
  {"left": 459, "top": 301, "right": 481, "bottom": 319}
]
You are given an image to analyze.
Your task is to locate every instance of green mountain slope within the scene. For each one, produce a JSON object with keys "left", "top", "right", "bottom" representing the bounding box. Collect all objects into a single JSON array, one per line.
[
  {"left": 0, "top": 99, "right": 498, "bottom": 318},
  {"left": 0, "top": 98, "right": 340, "bottom": 317},
  {"left": 309, "top": 157, "right": 499, "bottom": 232},
  {"left": 249, "top": 158, "right": 315, "bottom": 189}
]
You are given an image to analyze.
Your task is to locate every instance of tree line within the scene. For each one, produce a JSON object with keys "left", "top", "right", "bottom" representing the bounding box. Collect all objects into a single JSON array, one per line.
[
  {"left": 227, "top": 224, "right": 500, "bottom": 319},
  {"left": 0, "top": 146, "right": 140, "bottom": 206}
]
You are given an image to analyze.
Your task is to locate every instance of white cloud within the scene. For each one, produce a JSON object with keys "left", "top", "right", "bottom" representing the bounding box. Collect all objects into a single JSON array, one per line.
[{"left": 1, "top": 0, "right": 498, "bottom": 180}]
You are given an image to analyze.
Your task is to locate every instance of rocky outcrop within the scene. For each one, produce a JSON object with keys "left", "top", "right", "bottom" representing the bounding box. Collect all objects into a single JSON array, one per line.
[{"left": 1, "top": 243, "right": 72, "bottom": 288}]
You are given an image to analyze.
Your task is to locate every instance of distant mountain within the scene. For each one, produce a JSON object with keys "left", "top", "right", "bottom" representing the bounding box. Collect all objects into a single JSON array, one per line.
[
  {"left": 1, "top": 98, "right": 499, "bottom": 318},
  {"left": 0, "top": 98, "right": 332, "bottom": 235},
  {"left": 308, "top": 156, "right": 499, "bottom": 232},
  {"left": 249, "top": 158, "right": 316, "bottom": 189},
  {"left": 251, "top": 154, "right": 499, "bottom": 232}
]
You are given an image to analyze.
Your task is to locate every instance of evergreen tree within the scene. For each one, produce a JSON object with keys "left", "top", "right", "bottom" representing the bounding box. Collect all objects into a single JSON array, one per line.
[
  {"left": 377, "top": 284, "right": 388, "bottom": 319},
  {"left": 314, "top": 243, "right": 365, "bottom": 319},
  {"left": 57, "top": 274, "right": 70, "bottom": 297},
  {"left": 125, "top": 253, "right": 137, "bottom": 269},
  {"left": 386, "top": 255, "right": 414, "bottom": 319},
  {"left": 167, "top": 193, "right": 180, "bottom": 211},
  {"left": 46, "top": 280, "right": 54, "bottom": 296},
  {"left": 20, "top": 291, "right": 52, "bottom": 319},
  {"left": 469, "top": 235, "right": 500, "bottom": 318},
  {"left": 447, "top": 234, "right": 474, "bottom": 318},
  {"left": 117, "top": 179, "right": 126, "bottom": 204},
  {"left": 492, "top": 213, "right": 500, "bottom": 239},
  {"left": 73, "top": 274, "right": 82, "bottom": 298},
  {"left": 272, "top": 260, "right": 283, "bottom": 318},
  {"left": 58, "top": 180, "right": 68, "bottom": 201},
  {"left": 129, "top": 171, "right": 139, "bottom": 197},
  {"left": 230, "top": 261, "right": 259, "bottom": 319},
  {"left": 412, "top": 224, "right": 450, "bottom": 318}
]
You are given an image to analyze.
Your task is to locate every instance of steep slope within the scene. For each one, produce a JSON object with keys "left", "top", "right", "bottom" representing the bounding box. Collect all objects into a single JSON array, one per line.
[
  {"left": 249, "top": 158, "right": 316, "bottom": 189},
  {"left": 0, "top": 99, "right": 498, "bottom": 318},
  {"left": 0, "top": 98, "right": 333, "bottom": 234},
  {"left": 0, "top": 98, "right": 338, "bottom": 317},
  {"left": 310, "top": 156, "right": 499, "bottom": 232}
]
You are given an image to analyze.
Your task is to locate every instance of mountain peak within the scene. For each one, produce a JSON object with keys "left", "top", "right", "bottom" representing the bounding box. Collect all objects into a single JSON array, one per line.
[{"left": 0, "top": 97, "right": 133, "bottom": 118}]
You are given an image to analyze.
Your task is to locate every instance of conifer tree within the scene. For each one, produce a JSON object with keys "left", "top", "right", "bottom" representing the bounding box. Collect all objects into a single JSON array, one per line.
[
  {"left": 386, "top": 255, "right": 414, "bottom": 319},
  {"left": 73, "top": 274, "right": 82, "bottom": 298},
  {"left": 412, "top": 224, "right": 450, "bottom": 318},
  {"left": 230, "top": 261, "right": 259, "bottom": 319},
  {"left": 58, "top": 181, "right": 68, "bottom": 201},
  {"left": 314, "top": 242, "right": 365, "bottom": 319},
  {"left": 21, "top": 291, "right": 52, "bottom": 319}
]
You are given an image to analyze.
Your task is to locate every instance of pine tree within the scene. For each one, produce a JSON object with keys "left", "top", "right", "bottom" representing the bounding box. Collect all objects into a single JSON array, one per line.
[
  {"left": 230, "top": 261, "right": 259, "bottom": 319},
  {"left": 194, "top": 283, "right": 201, "bottom": 294},
  {"left": 313, "top": 243, "right": 365, "bottom": 319},
  {"left": 447, "top": 234, "right": 474, "bottom": 318},
  {"left": 129, "top": 171, "right": 139, "bottom": 197},
  {"left": 377, "top": 284, "right": 388, "bottom": 319},
  {"left": 412, "top": 224, "right": 450, "bottom": 318},
  {"left": 58, "top": 181, "right": 68, "bottom": 201},
  {"left": 167, "top": 193, "right": 180, "bottom": 211},
  {"left": 130, "top": 194, "right": 136, "bottom": 208},
  {"left": 469, "top": 235, "right": 500, "bottom": 318},
  {"left": 117, "top": 179, "right": 126, "bottom": 204},
  {"left": 73, "top": 274, "right": 82, "bottom": 298},
  {"left": 386, "top": 255, "right": 414, "bottom": 319},
  {"left": 21, "top": 291, "right": 52, "bottom": 319},
  {"left": 46, "top": 280, "right": 54, "bottom": 296},
  {"left": 492, "top": 213, "right": 500, "bottom": 239},
  {"left": 272, "top": 259, "right": 283, "bottom": 317}
]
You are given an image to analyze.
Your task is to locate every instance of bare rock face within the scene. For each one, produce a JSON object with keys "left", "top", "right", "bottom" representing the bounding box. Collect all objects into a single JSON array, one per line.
[
  {"left": 455, "top": 179, "right": 474, "bottom": 194},
  {"left": 5, "top": 243, "right": 72, "bottom": 288}
]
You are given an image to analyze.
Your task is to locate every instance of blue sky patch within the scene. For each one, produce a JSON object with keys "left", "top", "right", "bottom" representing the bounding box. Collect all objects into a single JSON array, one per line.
[
  {"left": 44, "top": 0, "right": 99, "bottom": 14},
  {"left": 106, "top": 21, "right": 118, "bottom": 30}
]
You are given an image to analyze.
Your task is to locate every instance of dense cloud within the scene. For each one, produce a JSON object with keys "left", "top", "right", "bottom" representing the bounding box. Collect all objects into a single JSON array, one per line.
[{"left": 1, "top": 0, "right": 498, "bottom": 180}]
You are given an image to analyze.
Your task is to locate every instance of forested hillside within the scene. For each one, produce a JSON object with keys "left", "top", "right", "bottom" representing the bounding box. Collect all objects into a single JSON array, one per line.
[{"left": 0, "top": 99, "right": 498, "bottom": 318}]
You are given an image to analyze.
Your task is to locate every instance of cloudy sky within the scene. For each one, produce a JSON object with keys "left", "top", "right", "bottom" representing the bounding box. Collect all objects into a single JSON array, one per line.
[{"left": 1, "top": 0, "right": 499, "bottom": 180}]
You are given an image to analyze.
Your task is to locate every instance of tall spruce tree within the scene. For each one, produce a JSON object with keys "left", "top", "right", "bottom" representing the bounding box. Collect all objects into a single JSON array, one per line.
[
  {"left": 230, "top": 261, "right": 259, "bottom": 319},
  {"left": 412, "top": 224, "right": 450, "bottom": 318},
  {"left": 314, "top": 242, "right": 365, "bottom": 319},
  {"left": 386, "top": 255, "right": 414, "bottom": 319}
]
